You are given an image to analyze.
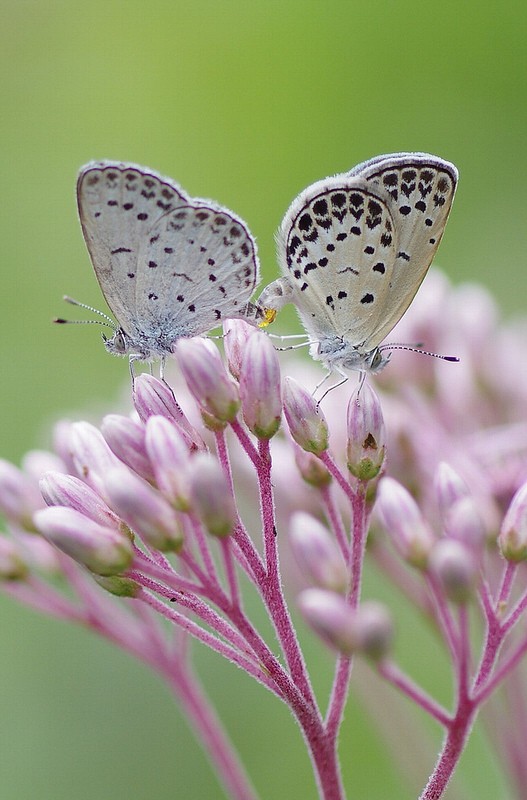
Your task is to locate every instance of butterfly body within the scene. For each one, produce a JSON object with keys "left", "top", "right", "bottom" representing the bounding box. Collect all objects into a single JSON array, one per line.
[
  {"left": 258, "top": 153, "right": 458, "bottom": 375},
  {"left": 75, "top": 161, "right": 261, "bottom": 365}
]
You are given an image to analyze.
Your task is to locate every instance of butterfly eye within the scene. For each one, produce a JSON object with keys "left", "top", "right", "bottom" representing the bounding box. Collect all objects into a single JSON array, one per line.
[{"left": 113, "top": 331, "right": 128, "bottom": 354}]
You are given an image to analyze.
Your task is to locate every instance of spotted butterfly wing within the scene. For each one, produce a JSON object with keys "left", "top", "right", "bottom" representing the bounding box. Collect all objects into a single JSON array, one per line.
[
  {"left": 77, "top": 162, "right": 189, "bottom": 337},
  {"left": 275, "top": 176, "right": 399, "bottom": 351},
  {"left": 77, "top": 161, "right": 260, "bottom": 360},
  {"left": 347, "top": 152, "right": 458, "bottom": 348}
]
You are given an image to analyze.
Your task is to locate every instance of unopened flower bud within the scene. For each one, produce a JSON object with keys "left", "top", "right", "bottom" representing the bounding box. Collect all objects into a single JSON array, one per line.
[
  {"left": 132, "top": 374, "right": 203, "bottom": 449},
  {"left": 34, "top": 506, "right": 133, "bottom": 576},
  {"left": 289, "top": 513, "right": 347, "bottom": 591},
  {"left": 377, "top": 477, "right": 435, "bottom": 569},
  {"left": 346, "top": 384, "right": 385, "bottom": 480},
  {"left": 176, "top": 338, "right": 240, "bottom": 427},
  {"left": 499, "top": 482, "right": 527, "bottom": 562},
  {"left": 22, "top": 450, "right": 65, "bottom": 481},
  {"left": 298, "top": 589, "right": 356, "bottom": 654},
  {"left": 429, "top": 539, "right": 477, "bottom": 603},
  {"left": 105, "top": 468, "right": 183, "bottom": 552},
  {"left": 0, "top": 460, "right": 43, "bottom": 531},
  {"left": 239, "top": 332, "right": 282, "bottom": 439},
  {"left": 293, "top": 446, "right": 332, "bottom": 487},
  {"left": 283, "top": 377, "right": 328, "bottom": 455},
  {"left": 40, "top": 471, "right": 120, "bottom": 528},
  {"left": 434, "top": 463, "right": 470, "bottom": 519},
  {"left": 101, "top": 414, "right": 155, "bottom": 482},
  {"left": 352, "top": 601, "right": 394, "bottom": 661},
  {"left": 145, "top": 416, "right": 192, "bottom": 510},
  {"left": 443, "top": 497, "right": 486, "bottom": 551},
  {"left": 223, "top": 319, "right": 257, "bottom": 380},
  {"left": 188, "top": 455, "right": 236, "bottom": 538},
  {"left": 0, "top": 537, "right": 28, "bottom": 580},
  {"left": 69, "top": 422, "right": 122, "bottom": 503}
]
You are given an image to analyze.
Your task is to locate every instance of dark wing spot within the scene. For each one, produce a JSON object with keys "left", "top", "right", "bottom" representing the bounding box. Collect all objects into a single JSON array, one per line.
[
  {"left": 111, "top": 247, "right": 132, "bottom": 254},
  {"left": 137, "top": 212, "right": 148, "bottom": 221},
  {"left": 373, "top": 263, "right": 385, "bottom": 274},
  {"left": 313, "top": 199, "right": 328, "bottom": 215},
  {"left": 337, "top": 290, "right": 347, "bottom": 299},
  {"left": 361, "top": 293, "right": 374, "bottom": 304},
  {"left": 364, "top": 245, "right": 374, "bottom": 255},
  {"left": 148, "top": 261, "right": 157, "bottom": 268},
  {"left": 148, "top": 292, "right": 158, "bottom": 300},
  {"left": 397, "top": 252, "right": 410, "bottom": 262},
  {"left": 298, "top": 213, "right": 313, "bottom": 231},
  {"left": 399, "top": 206, "right": 411, "bottom": 216}
]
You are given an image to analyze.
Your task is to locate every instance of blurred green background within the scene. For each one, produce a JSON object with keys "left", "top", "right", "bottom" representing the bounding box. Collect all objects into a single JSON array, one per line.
[{"left": 1, "top": 1, "right": 524, "bottom": 797}]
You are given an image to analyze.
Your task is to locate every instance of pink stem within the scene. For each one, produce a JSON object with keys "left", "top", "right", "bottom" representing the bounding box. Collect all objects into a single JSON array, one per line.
[
  {"left": 379, "top": 660, "right": 451, "bottom": 726},
  {"left": 158, "top": 651, "right": 259, "bottom": 800}
]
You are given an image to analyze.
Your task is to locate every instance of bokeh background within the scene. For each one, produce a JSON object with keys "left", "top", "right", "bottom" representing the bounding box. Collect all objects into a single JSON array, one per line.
[{"left": 1, "top": 1, "right": 525, "bottom": 797}]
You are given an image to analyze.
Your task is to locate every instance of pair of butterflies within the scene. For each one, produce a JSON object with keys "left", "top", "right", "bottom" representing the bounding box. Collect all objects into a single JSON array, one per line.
[{"left": 64, "top": 153, "right": 458, "bottom": 380}]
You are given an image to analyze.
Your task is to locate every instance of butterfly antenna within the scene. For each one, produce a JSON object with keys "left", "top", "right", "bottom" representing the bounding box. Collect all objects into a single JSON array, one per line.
[
  {"left": 380, "top": 343, "right": 459, "bottom": 363},
  {"left": 54, "top": 296, "right": 117, "bottom": 330}
]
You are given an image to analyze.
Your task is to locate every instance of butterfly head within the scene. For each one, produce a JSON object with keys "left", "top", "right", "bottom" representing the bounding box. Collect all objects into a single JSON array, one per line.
[{"left": 102, "top": 328, "right": 130, "bottom": 356}]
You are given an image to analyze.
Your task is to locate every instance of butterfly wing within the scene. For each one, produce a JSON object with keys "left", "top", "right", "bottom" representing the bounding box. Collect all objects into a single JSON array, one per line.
[
  {"left": 133, "top": 201, "right": 259, "bottom": 341},
  {"left": 77, "top": 161, "right": 188, "bottom": 337},
  {"left": 348, "top": 153, "right": 458, "bottom": 348},
  {"left": 277, "top": 176, "right": 399, "bottom": 349}
]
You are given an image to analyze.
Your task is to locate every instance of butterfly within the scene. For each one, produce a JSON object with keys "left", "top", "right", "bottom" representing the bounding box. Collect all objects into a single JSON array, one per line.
[
  {"left": 57, "top": 161, "right": 261, "bottom": 376},
  {"left": 257, "top": 153, "right": 458, "bottom": 383}
]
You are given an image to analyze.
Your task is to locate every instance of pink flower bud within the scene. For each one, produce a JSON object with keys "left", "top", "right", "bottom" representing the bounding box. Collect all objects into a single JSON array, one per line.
[
  {"left": 101, "top": 414, "right": 155, "bottom": 483},
  {"left": 293, "top": 446, "right": 332, "bottom": 488},
  {"left": 34, "top": 506, "right": 133, "bottom": 576},
  {"left": 351, "top": 601, "right": 394, "bottom": 661},
  {"left": 443, "top": 497, "right": 486, "bottom": 551},
  {"left": 0, "top": 537, "right": 28, "bottom": 580},
  {"left": 223, "top": 319, "right": 257, "bottom": 380},
  {"left": 176, "top": 338, "right": 240, "bottom": 426},
  {"left": 145, "top": 416, "right": 192, "bottom": 510},
  {"left": 239, "top": 332, "right": 282, "bottom": 439},
  {"left": 297, "top": 589, "right": 356, "bottom": 654},
  {"left": 434, "top": 462, "right": 470, "bottom": 518},
  {"left": 22, "top": 450, "right": 65, "bottom": 481},
  {"left": 377, "top": 477, "right": 435, "bottom": 568},
  {"left": 40, "top": 471, "right": 120, "bottom": 528},
  {"left": 132, "top": 374, "right": 203, "bottom": 449},
  {"left": 289, "top": 513, "right": 347, "bottom": 591},
  {"left": 0, "top": 459, "right": 44, "bottom": 531},
  {"left": 105, "top": 468, "right": 183, "bottom": 552},
  {"left": 499, "top": 482, "right": 527, "bottom": 562},
  {"left": 69, "top": 422, "right": 122, "bottom": 503},
  {"left": 283, "top": 377, "right": 329, "bottom": 455},
  {"left": 346, "top": 384, "right": 385, "bottom": 480},
  {"left": 429, "top": 539, "right": 477, "bottom": 603},
  {"left": 188, "top": 455, "right": 236, "bottom": 538}
]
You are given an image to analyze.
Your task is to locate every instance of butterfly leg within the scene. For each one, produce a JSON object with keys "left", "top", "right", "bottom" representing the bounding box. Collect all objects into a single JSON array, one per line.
[{"left": 315, "top": 367, "right": 349, "bottom": 404}]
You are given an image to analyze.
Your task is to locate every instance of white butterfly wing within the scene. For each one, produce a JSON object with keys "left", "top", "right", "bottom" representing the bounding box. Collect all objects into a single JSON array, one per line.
[
  {"left": 77, "top": 161, "right": 188, "bottom": 336},
  {"left": 277, "top": 177, "right": 399, "bottom": 349},
  {"left": 133, "top": 202, "right": 259, "bottom": 340},
  {"left": 348, "top": 153, "right": 458, "bottom": 347}
]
